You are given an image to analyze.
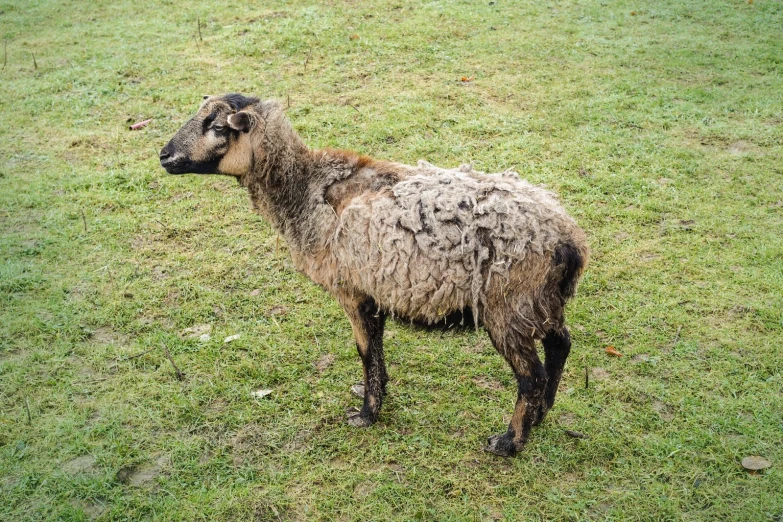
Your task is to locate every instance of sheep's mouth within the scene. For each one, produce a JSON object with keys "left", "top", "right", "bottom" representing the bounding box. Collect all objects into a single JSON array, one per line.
[{"left": 161, "top": 158, "right": 220, "bottom": 175}]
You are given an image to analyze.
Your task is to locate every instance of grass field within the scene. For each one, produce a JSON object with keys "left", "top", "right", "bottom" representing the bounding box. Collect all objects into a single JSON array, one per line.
[{"left": 1, "top": 0, "right": 782, "bottom": 520}]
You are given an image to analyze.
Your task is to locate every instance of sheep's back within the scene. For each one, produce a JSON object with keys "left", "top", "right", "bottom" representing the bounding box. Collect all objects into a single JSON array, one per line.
[{"left": 330, "top": 162, "right": 580, "bottom": 324}]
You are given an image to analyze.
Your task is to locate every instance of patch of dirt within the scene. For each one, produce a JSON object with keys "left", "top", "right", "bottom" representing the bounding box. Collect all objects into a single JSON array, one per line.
[
  {"left": 557, "top": 412, "right": 578, "bottom": 427},
  {"left": 314, "top": 353, "right": 335, "bottom": 373},
  {"left": 384, "top": 329, "right": 397, "bottom": 339},
  {"left": 484, "top": 506, "right": 504, "bottom": 521},
  {"left": 464, "top": 339, "right": 491, "bottom": 354},
  {"left": 169, "top": 191, "right": 194, "bottom": 203},
  {"left": 353, "top": 480, "right": 376, "bottom": 499},
  {"left": 61, "top": 455, "right": 97, "bottom": 475},
  {"left": 152, "top": 265, "right": 169, "bottom": 280},
  {"left": 180, "top": 324, "right": 212, "bottom": 339},
  {"left": 70, "top": 500, "right": 108, "bottom": 520},
  {"left": 591, "top": 367, "right": 610, "bottom": 381},
  {"left": 267, "top": 305, "right": 287, "bottom": 317},
  {"left": 639, "top": 252, "right": 661, "bottom": 262},
  {"left": 90, "top": 327, "right": 129, "bottom": 346},
  {"left": 230, "top": 424, "right": 279, "bottom": 465},
  {"left": 284, "top": 430, "right": 312, "bottom": 452},
  {"left": 115, "top": 455, "right": 168, "bottom": 487},
  {"left": 631, "top": 353, "right": 651, "bottom": 363},
  {"left": 473, "top": 377, "right": 504, "bottom": 391},
  {"left": 385, "top": 463, "right": 406, "bottom": 483},
  {"left": 330, "top": 457, "right": 350, "bottom": 469},
  {"left": 652, "top": 400, "right": 674, "bottom": 421},
  {"left": 728, "top": 140, "right": 759, "bottom": 155}
]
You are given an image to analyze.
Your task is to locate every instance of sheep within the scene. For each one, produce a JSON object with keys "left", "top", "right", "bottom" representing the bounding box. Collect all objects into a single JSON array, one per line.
[{"left": 159, "top": 93, "right": 589, "bottom": 457}]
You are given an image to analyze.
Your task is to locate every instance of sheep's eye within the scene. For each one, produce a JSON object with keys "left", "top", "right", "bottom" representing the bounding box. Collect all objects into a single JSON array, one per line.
[{"left": 212, "top": 124, "right": 225, "bottom": 132}]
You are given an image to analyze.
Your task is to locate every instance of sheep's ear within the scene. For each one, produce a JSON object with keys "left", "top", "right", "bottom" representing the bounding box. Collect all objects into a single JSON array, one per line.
[
  {"left": 202, "top": 95, "right": 211, "bottom": 100},
  {"left": 227, "top": 111, "right": 252, "bottom": 132}
]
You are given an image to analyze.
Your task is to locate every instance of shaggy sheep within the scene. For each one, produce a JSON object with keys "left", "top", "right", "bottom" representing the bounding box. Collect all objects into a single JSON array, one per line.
[{"left": 160, "top": 93, "right": 589, "bottom": 457}]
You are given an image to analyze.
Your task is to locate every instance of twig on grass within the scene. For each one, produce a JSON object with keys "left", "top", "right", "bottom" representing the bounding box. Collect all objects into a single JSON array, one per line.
[
  {"left": 584, "top": 366, "right": 589, "bottom": 389},
  {"left": 2, "top": 40, "right": 7, "bottom": 70},
  {"left": 80, "top": 209, "right": 87, "bottom": 232},
  {"left": 670, "top": 325, "right": 682, "bottom": 350},
  {"left": 346, "top": 103, "right": 361, "bottom": 114},
  {"left": 118, "top": 348, "right": 154, "bottom": 362},
  {"left": 303, "top": 46, "right": 312, "bottom": 72},
  {"left": 197, "top": 16, "right": 203, "bottom": 42},
  {"left": 32, "top": 52, "right": 37, "bottom": 70},
  {"left": 162, "top": 344, "right": 184, "bottom": 381},
  {"left": 24, "top": 397, "right": 32, "bottom": 425}
]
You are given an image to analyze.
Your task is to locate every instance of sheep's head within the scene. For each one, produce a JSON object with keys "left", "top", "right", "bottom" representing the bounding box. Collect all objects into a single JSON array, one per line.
[{"left": 160, "top": 93, "right": 259, "bottom": 176}]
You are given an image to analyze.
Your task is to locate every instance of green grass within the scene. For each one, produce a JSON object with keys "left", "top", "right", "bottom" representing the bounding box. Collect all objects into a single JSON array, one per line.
[{"left": 1, "top": 0, "right": 782, "bottom": 519}]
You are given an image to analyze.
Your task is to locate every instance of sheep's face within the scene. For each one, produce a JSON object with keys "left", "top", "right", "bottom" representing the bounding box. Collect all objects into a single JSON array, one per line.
[{"left": 160, "top": 94, "right": 258, "bottom": 177}]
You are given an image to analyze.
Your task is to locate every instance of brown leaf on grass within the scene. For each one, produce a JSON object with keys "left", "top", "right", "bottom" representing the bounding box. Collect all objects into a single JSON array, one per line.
[
  {"left": 741, "top": 456, "right": 771, "bottom": 471},
  {"left": 473, "top": 376, "right": 503, "bottom": 391},
  {"left": 129, "top": 118, "right": 152, "bottom": 130},
  {"left": 461, "top": 76, "right": 474, "bottom": 82},
  {"left": 349, "top": 33, "right": 359, "bottom": 40},
  {"left": 314, "top": 353, "right": 335, "bottom": 373},
  {"left": 267, "top": 305, "right": 287, "bottom": 316},
  {"left": 605, "top": 345, "right": 623, "bottom": 357}
]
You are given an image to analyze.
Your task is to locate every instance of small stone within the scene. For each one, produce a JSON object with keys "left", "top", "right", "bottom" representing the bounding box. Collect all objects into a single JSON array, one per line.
[
  {"left": 350, "top": 384, "right": 365, "bottom": 398},
  {"left": 199, "top": 333, "right": 211, "bottom": 342},
  {"left": 741, "top": 456, "right": 771, "bottom": 471},
  {"left": 224, "top": 334, "right": 241, "bottom": 343},
  {"left": 251, "top": 389, "right": 273, "bottom": 399}
]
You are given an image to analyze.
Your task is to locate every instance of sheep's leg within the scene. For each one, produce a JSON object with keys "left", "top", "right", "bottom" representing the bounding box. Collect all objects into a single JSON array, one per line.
[
  {"left": 533, "top": 327, "right": 571, "bottom": 426},
  {"left": 484, "top": 333, "right": 546, "bottom": 457},
  {"left": 342, "top": 295, "right": 387, "bottom": 428}
]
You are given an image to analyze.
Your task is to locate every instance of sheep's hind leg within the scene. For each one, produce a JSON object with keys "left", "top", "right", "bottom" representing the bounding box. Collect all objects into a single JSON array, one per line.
[
  {"left": 533, "top": 327, "right": 571, "bottom": 426},
  {"left": 342, "top": 295, "right": 387, "bottom": 428},
  {"left": 484, "top": 333, "right": 546, "bottom": 457}
]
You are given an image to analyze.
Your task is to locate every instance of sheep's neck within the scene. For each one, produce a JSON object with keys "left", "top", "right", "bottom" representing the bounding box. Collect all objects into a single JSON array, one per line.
[{"left": 243, "top": 141, "right": 328, "bottom": 254}]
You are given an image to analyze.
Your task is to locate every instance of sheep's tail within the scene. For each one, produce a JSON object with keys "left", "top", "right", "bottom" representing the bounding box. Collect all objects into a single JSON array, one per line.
[{"left": 553, "top": 240, "right": 588, "bottom": 301}]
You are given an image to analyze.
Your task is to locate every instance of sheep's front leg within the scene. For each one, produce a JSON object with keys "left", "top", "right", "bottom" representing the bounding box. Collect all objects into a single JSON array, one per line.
[{"left": 341, "top": 294, "right": 387, "bottom": 427}]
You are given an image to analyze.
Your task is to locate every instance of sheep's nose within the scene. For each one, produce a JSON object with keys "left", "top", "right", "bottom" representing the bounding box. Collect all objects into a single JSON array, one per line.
[{"left": 159, "top": 147, "right": 171, "bottom": 161}]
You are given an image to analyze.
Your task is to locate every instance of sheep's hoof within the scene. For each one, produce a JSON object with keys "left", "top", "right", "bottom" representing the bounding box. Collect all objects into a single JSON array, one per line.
[
  {"left": 484, "top": 433, "right": 520, "bottom": 457},
  {"left": 345, "top": 407, "right": 374, "bottom": 428}
]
